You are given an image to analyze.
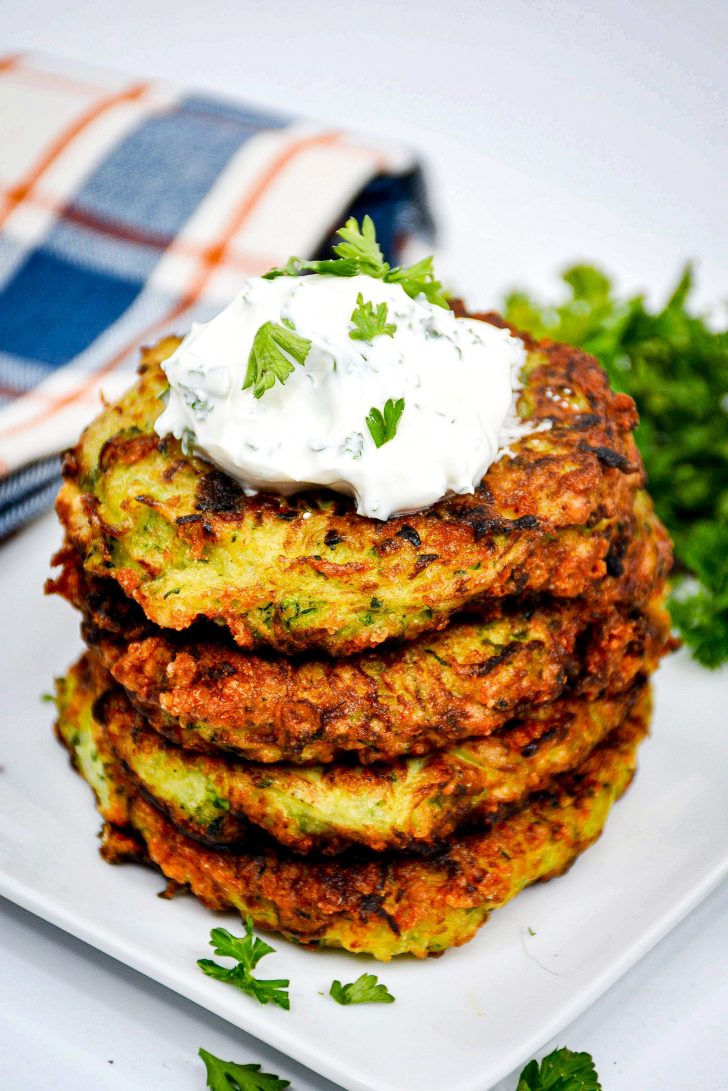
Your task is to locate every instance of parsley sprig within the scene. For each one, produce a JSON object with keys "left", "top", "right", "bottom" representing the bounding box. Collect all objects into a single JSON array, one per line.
[
  {"left": 516, "top": 1047, "right": 602, "bottom": 1090},
  {"left": 329, "top": 972, "right": 396, "bottom": 1005},
  {"left": 335, "top": 214, "right": 388, "bottom": 269},
  {"left": 366, "top": 398, "right": 405, "bottom": 448},
  {"left": 349, "top": 293, "right": 397, "bottom": 341},
  {"left": 194, "top": 1045, "right": 598, "bottom": 1091},
  {"left": 197, "top": 921, "right": 290, "bottom": 1010},
  {"left": 264, "top": 215, "right": 449, "bottom": 308},
  {"left": 504, "top": 264, "right": 728, "bottom": 668},
  {"left": 385, "top": 257, "right": 448, "bottom": 307},
  {"left": 243, "top": 321, "right": 311, "bottom": 400},
  {"left": 199, "top": 1048, "right": 290, "bottom": 1091}
]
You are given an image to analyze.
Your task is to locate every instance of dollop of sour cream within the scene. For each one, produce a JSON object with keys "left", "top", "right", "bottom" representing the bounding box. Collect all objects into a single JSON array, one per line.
[{"left": 155, "top": 274, "right": 529, "bottom": 519}]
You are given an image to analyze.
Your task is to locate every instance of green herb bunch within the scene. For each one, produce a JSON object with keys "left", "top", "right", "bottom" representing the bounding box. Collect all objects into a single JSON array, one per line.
[{"left": 504, "top": 264, "right": 728, "bottom": 668}]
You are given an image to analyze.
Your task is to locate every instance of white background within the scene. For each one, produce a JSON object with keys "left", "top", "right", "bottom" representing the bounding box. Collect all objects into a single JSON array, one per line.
[{"left": 1, "top": 1, "right": 727, "bottom": 1089}]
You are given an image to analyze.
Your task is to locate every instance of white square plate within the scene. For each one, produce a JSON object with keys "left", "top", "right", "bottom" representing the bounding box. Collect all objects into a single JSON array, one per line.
[{"left": 2, "top": 512, "right": 727, "bottom": 1091}]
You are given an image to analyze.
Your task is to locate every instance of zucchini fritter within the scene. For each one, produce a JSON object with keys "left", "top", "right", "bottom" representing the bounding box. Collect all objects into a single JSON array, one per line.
[
  {"left": 54, "top": 667, "right": 130, "bottom": 829},
  {"left": 104, "top": 602, "right": 666, "bottom": 768},
  {"left": 56, "top": 325, "right": 646, "bottom": 655},
  {"left": 58, "top": 652, "right": 647, "bottom": 853},
  {"left": 49, "top": 506, "right": 672, "bottom": 765},
  {"left": 56, "top": 670, "right": 649, "bottom": 959}
]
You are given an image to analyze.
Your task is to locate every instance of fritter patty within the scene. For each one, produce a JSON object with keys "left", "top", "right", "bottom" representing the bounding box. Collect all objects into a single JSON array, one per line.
[
  {"left": 55, "top": 665, "right": 130, "bottom": 830},
  {"left": 56, "top": 674, "right": 649, "bottom": 959},
  {"left": 48, "top": 497, "right": 672, "bottom": 765},
  {"left": 56, "top": 326, "right": 647, "bottom": 655},
  {"left": 58, "top": 652, "right": 647, "bottom": 853}
]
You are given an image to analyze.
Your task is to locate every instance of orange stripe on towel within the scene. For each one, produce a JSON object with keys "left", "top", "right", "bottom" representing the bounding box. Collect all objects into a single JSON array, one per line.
[
  {"left": 0, "top": 81, "right": 149, "bottom": 230},
  {"left": 0, "top": 54, "right": 22, "bottom": 75}
]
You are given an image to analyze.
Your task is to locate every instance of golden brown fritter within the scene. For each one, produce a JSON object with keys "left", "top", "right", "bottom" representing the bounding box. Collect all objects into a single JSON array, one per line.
[
  {"left": 55, "top": 324, "right": 649, "bottom": 655},
  {"left": 48, "top": 501, "right": 672, "bottom": 765},
  {"left": 56, "top": 668, "right": 650, "bottom": 959},
  {"left": 58, "top": 651, "right": 647, "bottom": 854},
  {"left": 100, "top": 597, "right": 669, "bottom": 765}
]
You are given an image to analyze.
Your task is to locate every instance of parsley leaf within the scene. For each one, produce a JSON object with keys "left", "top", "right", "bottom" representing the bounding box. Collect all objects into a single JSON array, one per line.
[
  {"left": 329, "top": 972, "right": 396, "bottom": 1005},
  {"left": 366, "top": 398, "right": 405, "bottom": 448},
  {"left": 386, "top": 255, "right": 449, "bottom": 308},
  {"left": 243, "top": 321, "right": 311, "bottom": 399},
  {"left": 668, "top": 519, "right": 728, "bottom": 667},
  {"left": 349, "top": 293, "right": 397, "bottom": 341},
  {"left": 263, "top": 216, "right": 449, "bottom": 308},
  {"left": 263, "top": 255, "right": 361, "bottom": 280},
  {"left": 333, "top": 215, "right": 387, "bottom": 272},
  {"left": 516, "top": 1047, "right": 602, "bottom": 1091},
  {"left": 198, "top": 1048, "right": 290, "bottom": 1091},
  {"left": 504, "top": 264, "right": 728, "bottom": 668},
  {"left": 197, "top": 920, "right": 290, "bottom": 1010}
]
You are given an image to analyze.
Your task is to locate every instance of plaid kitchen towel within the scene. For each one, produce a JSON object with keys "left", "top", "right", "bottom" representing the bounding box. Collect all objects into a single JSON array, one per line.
[{"left": 0, "top": 53, "right": 434, "bottom": 539}]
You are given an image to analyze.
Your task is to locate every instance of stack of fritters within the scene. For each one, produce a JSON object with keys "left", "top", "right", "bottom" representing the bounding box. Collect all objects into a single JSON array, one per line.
[{"left": 48, "top": 319, "right": 674, "bottom": 960}]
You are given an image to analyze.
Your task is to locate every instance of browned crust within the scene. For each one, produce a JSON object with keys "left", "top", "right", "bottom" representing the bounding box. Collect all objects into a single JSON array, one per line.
[
  {"left": 54, "top": 320, "right": 655, "bottom": 655},
  {"left": 94, "top": 693, "right": 650, "bottom": 958},
  {"left": 48, "top": 505, "right": 674, "bottom": 765},
  {"left": 79, "top": 648, "right": 647, "bottom": 853}
]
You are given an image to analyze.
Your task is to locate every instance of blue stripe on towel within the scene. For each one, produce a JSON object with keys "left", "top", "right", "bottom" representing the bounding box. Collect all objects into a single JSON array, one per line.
[
  {"left": 65, "top": 96, "right": 286, "bottom": 243},
  {"left": 0, "top": 251, "right": 141, "bottom": 367}
]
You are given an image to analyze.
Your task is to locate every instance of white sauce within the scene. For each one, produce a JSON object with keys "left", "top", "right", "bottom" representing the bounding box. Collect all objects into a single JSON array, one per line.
[{"left": 155, "top": 274, "right": 529, "bottom": 519}]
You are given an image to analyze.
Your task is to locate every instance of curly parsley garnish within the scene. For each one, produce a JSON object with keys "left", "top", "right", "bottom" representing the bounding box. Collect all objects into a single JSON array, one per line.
[
  {"left": 504, "top": 264, "right": 728, "bottom": 668},
  {"left": 243, "top": 321, "right": 311, "bottom": 400},
  {"left": 199, "top": 1048, "right": 290, "bottom": 1091},
  {"left": 349, "top": 293, "right": 397, "bottom": 341},
  {"left": 197, "top": 920, "right": 290, "bottom": 1010},
  {"left": 329, "top": 972, "right": 396, "bottom": 1005},
  {"left": 264, "top": 215, "right": 448, "bottom": 308},
  {"left": 385, "top": 256, "right": 448, "bottom": 308},
  {"left": 516, "top": 1047, "right": 602, "bottom": 1090},
  {"left": 366, "top": 397, "right": 405, "bottom": 448},
  {"left": 334, "top": 214, "right": 388, "bottom": 269}
]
